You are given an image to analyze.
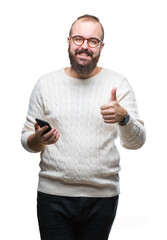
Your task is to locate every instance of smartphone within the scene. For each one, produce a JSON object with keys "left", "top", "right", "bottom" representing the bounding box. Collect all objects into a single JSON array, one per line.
[{"left": 35, "top": 118, "right": 52, "bottom": 135}]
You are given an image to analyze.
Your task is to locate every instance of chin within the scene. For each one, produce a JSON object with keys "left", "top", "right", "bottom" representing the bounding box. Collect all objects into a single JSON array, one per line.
[
  {"left": 77, "top": 59, "right": 91, "bottom": 65},
  {"left": 68, "top": 48, "right": 100, "bottom": 75}
]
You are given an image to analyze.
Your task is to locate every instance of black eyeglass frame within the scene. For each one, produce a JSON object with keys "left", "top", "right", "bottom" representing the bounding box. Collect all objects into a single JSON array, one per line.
[{"left": 69, "top": 35, "right": 103, "bottom": 48}]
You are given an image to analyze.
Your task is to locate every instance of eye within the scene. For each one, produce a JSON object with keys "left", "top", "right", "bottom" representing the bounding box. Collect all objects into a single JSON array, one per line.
[
  {"left": 89, "top": 38, "right": 98, "bottom": 46},
  {"left": 74, "top": 36, "right": 83, "bottom": 44}
]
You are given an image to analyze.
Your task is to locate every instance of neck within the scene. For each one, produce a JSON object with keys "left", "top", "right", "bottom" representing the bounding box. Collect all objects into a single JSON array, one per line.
[{"left": 65, "top": 66, "right": 101, "bottom": 79}]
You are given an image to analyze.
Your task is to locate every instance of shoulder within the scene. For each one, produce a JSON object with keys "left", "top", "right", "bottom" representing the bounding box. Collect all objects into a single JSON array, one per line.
[
  {"left": 101, "top": 68, "right": 127, "bottom": 84},
  {"left": 30, "top": 68, "right": 64, "bottom": 97},
  {"left": 39, "top": 68, "right": 64, "bottom": 83},
  {"left": 102, "top": 68, "right": 126, "bottom": 79},
  {"left": 100, "top": 68, "right": 134, "bottom": 98}
]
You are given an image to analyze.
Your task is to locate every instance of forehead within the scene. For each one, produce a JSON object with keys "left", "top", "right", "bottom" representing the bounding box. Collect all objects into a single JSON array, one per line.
[{"left": 72, "top": 20, "right": 102, "bottom": 39}]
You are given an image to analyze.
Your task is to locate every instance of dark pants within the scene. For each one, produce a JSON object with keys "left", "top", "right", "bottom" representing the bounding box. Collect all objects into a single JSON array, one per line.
[{"left": 37, "top": 191, "right": 119, "bottom": 240}]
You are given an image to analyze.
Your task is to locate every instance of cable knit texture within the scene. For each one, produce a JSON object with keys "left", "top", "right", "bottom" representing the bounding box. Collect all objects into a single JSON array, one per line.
[{"left": 21, "top": 68, "right": 146, "bottom": 197}]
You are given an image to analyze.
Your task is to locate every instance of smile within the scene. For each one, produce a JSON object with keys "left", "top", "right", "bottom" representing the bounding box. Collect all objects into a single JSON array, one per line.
[
  {"left": 79, "top": 53, "right": 89, "bottom": 56},
  {"left": 75, "top": 49, "right": 93, "bottom": 58}
]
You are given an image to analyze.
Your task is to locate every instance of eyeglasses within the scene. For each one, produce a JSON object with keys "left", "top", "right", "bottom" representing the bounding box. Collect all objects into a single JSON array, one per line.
[{"left": 70, "top": 35, "right": 103, "bottom": 48}]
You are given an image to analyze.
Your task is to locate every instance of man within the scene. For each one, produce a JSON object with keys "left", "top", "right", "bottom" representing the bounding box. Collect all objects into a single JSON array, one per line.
[{"left": 21, "top": 14, "right": 146, "bottom": 240}]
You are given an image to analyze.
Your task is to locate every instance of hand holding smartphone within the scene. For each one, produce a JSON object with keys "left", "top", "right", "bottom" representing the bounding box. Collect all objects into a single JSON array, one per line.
[{"left": 35, "top": 118, "right": 52, "bottom": 135}]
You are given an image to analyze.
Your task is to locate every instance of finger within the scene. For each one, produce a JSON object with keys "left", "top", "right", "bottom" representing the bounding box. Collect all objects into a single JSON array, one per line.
[
  {"left": 43, "top": 128, "right": 56, "bottom": 139},
  {"left": 110, "top": 88, "right": 117, "bottom": 102},
  {"left": 48, "top": 131, "right": 60, "bottom": 144},
  {"left": 48, "top": 129, "right": 58, "bottom": 140},
  {"left": 49, "top": 135, "right": 57, "bottom": 143},
  {"left": 51, "top": 130, "right": 58, "bottom": 141},
  {"left": 102, "top": 114, "right": 115, "bottom": 120},
  {"left": 104, "top": 119, "right": 117, "bottom": 124},
  {"left": 53, "top": 133, "right": 60, "bottom": 143},
  {"left": 34, "top": 121, "right": 40, "bottom": 131},
  {"left": 34, "top": 120, "right": 49, "bottom": 134},
  {"left": 100, "top": 103, "right": 113, "bottom": 111},
  {"left": 101, "top": 108, "right": 115, "bottom": 116},
  {"left": 39, "top": 125, "right": 49, "bottom": 136}
]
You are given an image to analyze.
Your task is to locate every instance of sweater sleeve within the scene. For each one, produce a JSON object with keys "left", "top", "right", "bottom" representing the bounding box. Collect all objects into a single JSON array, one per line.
[
  {"left": 21, "top": 79, "right": 45, "bottom": 153},
  {"left": 117, "top": 78, "right": 146, "bottom": 149}
]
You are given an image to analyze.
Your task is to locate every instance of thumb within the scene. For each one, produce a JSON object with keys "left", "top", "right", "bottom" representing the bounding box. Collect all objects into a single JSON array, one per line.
[
  {"left": 110, "top": 88, "right": 117, "bottom": 102},
  {"left": 34, "top": 121, "right": 40, "bottom": 130}
]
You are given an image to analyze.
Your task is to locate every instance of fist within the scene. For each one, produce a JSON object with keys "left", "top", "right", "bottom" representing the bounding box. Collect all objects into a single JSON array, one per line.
[{"left": 100, "top": 88, "right": 127, "bottom": 124}]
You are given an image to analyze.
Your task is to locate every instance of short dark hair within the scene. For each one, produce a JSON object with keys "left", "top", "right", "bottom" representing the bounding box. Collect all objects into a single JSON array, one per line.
[{"left": 69, "top": 14, "right": 104, "bottom": 41}]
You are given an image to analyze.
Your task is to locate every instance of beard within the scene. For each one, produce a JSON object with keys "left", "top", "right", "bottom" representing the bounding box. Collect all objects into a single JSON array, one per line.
[{"left": 68, "top": 46, "right": 100, "bottom": 76}]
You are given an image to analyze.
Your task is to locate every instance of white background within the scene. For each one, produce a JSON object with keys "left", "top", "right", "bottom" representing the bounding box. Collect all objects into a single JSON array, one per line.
[{"left": 0, "top": 0, "right": 166, "bottom": 239}]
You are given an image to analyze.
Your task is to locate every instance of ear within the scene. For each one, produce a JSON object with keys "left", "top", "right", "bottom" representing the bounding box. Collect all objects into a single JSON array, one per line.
[
  {"left": 67, "top": 37, "right": 70, "bottom": 46},
  {"left": 100, "top": 42, "right": 104, "bottom": 52}
]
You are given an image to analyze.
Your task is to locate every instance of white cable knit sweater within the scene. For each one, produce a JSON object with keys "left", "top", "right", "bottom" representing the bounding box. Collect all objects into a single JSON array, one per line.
[{"left": 21, "top": 68, "right": 146, "bottom": 197}]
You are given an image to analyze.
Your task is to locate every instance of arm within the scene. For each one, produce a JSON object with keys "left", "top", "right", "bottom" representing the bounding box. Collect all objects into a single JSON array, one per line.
[
  {"left": 100, "top": 79, "right": 146, "bottom": 149},
  {"left": 118, "top": 115, "right": 146, "bottom": 149},
  {"left": 21, "top": 79, "right": 60, "bottom": 153}
]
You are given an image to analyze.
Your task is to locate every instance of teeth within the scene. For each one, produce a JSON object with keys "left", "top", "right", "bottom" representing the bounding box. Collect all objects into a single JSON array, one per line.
[{"left": 80, "top": 53, "right": 88, "bottom": 56}]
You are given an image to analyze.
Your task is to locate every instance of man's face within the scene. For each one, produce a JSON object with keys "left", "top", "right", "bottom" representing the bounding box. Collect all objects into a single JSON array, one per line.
[{"left": 68, "top": 20, "right": 104, "bottom": 75}]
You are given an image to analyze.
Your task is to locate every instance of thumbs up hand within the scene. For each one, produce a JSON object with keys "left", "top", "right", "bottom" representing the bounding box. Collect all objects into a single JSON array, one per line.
[{"left": 100, "top": 88, "right": 127, "bottom": 124}]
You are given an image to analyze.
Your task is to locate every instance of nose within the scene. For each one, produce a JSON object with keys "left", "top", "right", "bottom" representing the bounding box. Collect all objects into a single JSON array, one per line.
[{"left": 80, "top": 39, "right": 89, "bottom": 48}]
